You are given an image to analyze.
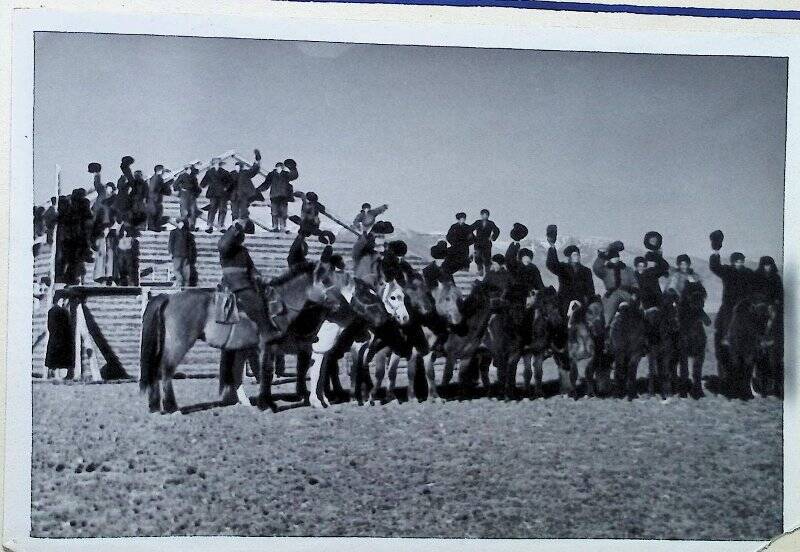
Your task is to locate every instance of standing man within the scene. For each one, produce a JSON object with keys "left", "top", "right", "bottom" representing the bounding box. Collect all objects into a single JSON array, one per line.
[
  {"left": 201, "top": 157, "right": 232, "bottom": 233},
  {"left": 168, "top": 219, "right": 193, "bottom": 288},
  {"left": 174, "top": 162, "right": 202, "bottom": 231},
  {"left": 708, "top": 230, "right": 754, "bottom": 385},
  {"left": 592, "top": 240, "right": 638, "bottom": 328},
  {"left": 258, "top": 158, "right": 299, "bottom": 233},
  {"left": 545, "top": 224, "right": 595, "bottom": 317},
  {"left": 43, "top": 196, "right": 58, "bottom": 244},
  {"left": 231, "top": 149, "right": 262, "bottom": 229},
  {"left": 146, "top": 164, "right": 172, "bottom": 232},
  {"left": 353, "top": 202, "right": 389, "bottom": 235},
  {"left": 443, "top": 212, "right": 475, "bottom": 275},
  {"left": 471, "top": 209, "right": 500, "bottom": 277}
]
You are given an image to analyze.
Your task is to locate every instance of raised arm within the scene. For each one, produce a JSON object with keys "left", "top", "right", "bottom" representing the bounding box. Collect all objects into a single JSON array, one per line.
[
  {"left": 592, "top": 254, "right": 608, "bottom": 279},
  {"left": 546, "top": 246, "right": 563, "bottom": 277},
  {"left": 505, "top": 242, "right": 520, "bottom": 271},
  {"left": 709, "top": 252, "right": 727, "bottom": 278}
]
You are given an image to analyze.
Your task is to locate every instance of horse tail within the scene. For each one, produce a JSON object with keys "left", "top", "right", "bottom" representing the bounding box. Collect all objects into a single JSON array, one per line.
[{"left": 140, "top": 294, "right": 169, "bottom": 393}]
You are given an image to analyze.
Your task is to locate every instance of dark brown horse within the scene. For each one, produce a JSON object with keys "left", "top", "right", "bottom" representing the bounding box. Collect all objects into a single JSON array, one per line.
[
  {"left": 726, "top": 293, "right": 774, "bottom": 400},
  {"left": 519, "top": 287, "right": 569, "bottom": 399},
  {"left": 608, "top": 294, "right": 648, "bottom": 400},
  {"left": 676, "top": 281, "right": 709, "bottom": 399},
  {"left": 567, "top": 297, "right": 608, "bottom": 397},
  {"left": 644, "top": 292, "right": 681, "bottom": 400},
  {"left": 139, "top": 257, "right": 343, "bottom": 413}
]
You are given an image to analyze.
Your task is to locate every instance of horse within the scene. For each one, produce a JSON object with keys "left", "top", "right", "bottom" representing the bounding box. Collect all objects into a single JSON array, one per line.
[
  {"left": 752, "top": 301, "right": 782, "bottom": 398},
  {"left": 676, "top": 281, "right": 709, "bottom": 399},
  {"left": 139, "top": 255, "right": 342, "bottom": 413},
  {"left": 607, "top": 293, "right": 648, "bottom": 400},
  {"left": 642, "top": 291, "right": 681, "bottom": 400},
  {"left": 518, "top": 287, "right": 570, "bottom": 399},
  {"left": 566, "top": 297, "right": 609, "bottom": 397},
  {"left": 725, "top": 293, "right": 774, "bottom": 400}
]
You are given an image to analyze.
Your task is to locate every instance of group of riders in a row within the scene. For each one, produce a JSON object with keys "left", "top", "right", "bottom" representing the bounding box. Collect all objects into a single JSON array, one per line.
[{"left": 215, "top": 200, "right": 783, "bottom": 403}]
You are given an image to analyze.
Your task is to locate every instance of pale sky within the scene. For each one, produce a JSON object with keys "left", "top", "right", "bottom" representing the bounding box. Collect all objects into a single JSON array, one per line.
[{"left": 33, "top": 32, "right": 787, "bottom": 259}]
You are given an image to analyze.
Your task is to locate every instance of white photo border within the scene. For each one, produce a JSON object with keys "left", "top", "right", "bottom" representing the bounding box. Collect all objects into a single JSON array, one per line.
[{"left": 6, "top": 8, "right": 798, "bottom": 552}]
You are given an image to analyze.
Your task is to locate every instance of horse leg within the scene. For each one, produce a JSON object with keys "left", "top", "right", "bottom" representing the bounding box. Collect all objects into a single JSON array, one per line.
[
  {"left": 404, "top": 352, "right": 418, "bottom": 404},
  {"left": 584, "top": 358, "right": 596, "bottom": 397},
  {"left": 148, "top": 371, "right": 162, "bottom": 413},
  {"left": 626, "top": 356, "right": 639, "bottom": 401},
  {"left": 505, "top": 352, "right": 521, "bottom": 400},
  {"left": 646, "top": 352, "right": 657, "bottom": 397},
  {"left": 310, "top": 352, "right": 328, "bottom": 409},
  {"left": 423, "top": 352, "right": 440, "bottom": 402},
  {"left": 522, "top": 354, "right": 533, "bottom": 397},
  {"left": 678, "top": 352, "right": 689, "bottom": 398},
  {"left": 255, "top": 337, "right": 277, "bottom": 412},
  {"left": 478, "top": 352, "right": 492, "bottom": 392},
  {"left": 296, "top": 348, "right": 312, "bottom": 405},
  {"left": 556, "top": 353, "right": 575, "bottom": 397},
  {"left": 219, "top": 350, "right": 240, "bottom": 406},
  {"left": 160, "top": 363, "right": 178, "bottom": 414},
  {"left": 692, "top": 351, "right": 705, "bottom": 399},
  {"left": 442, "top": 355, "right": 455, "bottom": 387}
]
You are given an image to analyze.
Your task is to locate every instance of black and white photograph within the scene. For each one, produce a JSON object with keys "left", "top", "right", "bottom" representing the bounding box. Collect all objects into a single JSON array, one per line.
[{"left": 5, "top": 7, "right": 799, "bottom": 552}]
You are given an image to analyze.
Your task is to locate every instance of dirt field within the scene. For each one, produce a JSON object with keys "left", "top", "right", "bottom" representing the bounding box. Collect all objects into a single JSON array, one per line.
[{"left": 31, "top": 368, "right": 782, "bottom": 540}]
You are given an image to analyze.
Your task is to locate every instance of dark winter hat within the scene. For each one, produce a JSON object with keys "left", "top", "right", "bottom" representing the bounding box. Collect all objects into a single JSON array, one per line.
[
  {"left": 153, "top": 164, "right": 164, "bottom": 172},
  {"left": 318, "top": 230, "right": 336, "bottom": 245},
  {"left": 510, "top": 223, "right": 528, "bottom": 242},
  {"left": 455, "top": 212, "right": 467, "bottom": 220},
  {"left": 388, "top": 240, "right": 408, "bottom": 257},
  {"left": 759, "top": 255, "right": 776, "bottom": 269},
  {"left": 372, "top": 221, "right": 394, "bottom": 235},
  {"left": 634, "top": 256, "right": 646, "bottom": 266},
  {"left": 87, "top": 162, "right": 102, "bottom": 174},
  {"left": 643, "top": 231, "right": 663, "bottom": 251},
  {"left": 491, "top": 253, "right": 505, "bottom": 265},
  {"left": 546, "top": 224, "right": 558, "bottom": 243},
  {"left": 121, "top": 156, "right": 135, "bottom": 166},
  {"left": 609, "top": 240, "right": 625, "bottom": 254},
  {"left": 519, "top": 248, "right": 534, "bottom": 260},
  {"left": 709, "top": 230, "right": 724, "bottom": 250},
  {"left": 564, "top": 244, "right": 580, "bottom": 257},
  {"left": 676, "top": 254, "right": 691, "bottom": 266},
  {"left": 480, "top": 208, "right": 490, "bottom": 216},
  {"left": 730, "top": 252, "right": 745, "bottom": 263},
  {"left": 361, "top": 202, "right": 371, "bottom": 210},
  {"left": 284, "top": 159, "right": 297, "bottom": 170},
  {"left": 306, "top": 192, "right": 319, "bottom": 203},
  {"left": 430, "top": 240, "right": 448, "bottom": 260},
  {"left": 329, "top": 254, "right": 346, "bottom": 271},
  {"left": 644, "top": 251, "right": 660, "bottom": 263},
  {"left": 235, "top": 159, "right": 248, "bottom": 167}
]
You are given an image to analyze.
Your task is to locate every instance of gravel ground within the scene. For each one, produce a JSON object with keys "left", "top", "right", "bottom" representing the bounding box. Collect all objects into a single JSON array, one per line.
[{"left": 31, "top": 373, "right": 782, "bottom": 540}]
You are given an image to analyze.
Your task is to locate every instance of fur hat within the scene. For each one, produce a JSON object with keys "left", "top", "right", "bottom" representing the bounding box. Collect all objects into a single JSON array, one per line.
[
  {"left": 284, "top": 159, "right": 297, "bottom": 170},
  {"left": 609, "top": 240, "right": 625, "bottom": 254},
  {"left": 676, "top": 253, "right": 691, "bottom": 266},
  {"left": 318, "top": 230, "right": 336, "bottom": 245},
  {"left": 644, "top": 251, "right": 661, "bottom": 263},
  {"left": 634, "top": 256, "right": 646, "bottom": 266},
  {"left": 546, "top": 224, "right": 558, "bottom": 243},
  {"left": 430, "top": 240, "right": 448, "bottom": 260},
  {"left": 121, "top": 156, "right": 134, "bottom": 166},
  {"left": 563, "top": 244, "right": 579, "bottom": 257},
  {"left": 643, "top": 231, "right": 662, "bottom": 251},
  {"left": 491, "top": 253, "right": 505, "bottom": 265},
  {"left": 480, "top": 208, "right": 490, "bottom": 216},
  {"left": 87, "top": 162, "right": 102, "bottom": 174},
  {"left": 329, "top": 254, "right": 346, "bottom": 270},
  {"left": 519, "top": 248, "right": 534, "bottom": 260},
  {"left": 361, "top": 202, "right": 371, "bottom": 210},
  {"left": 730, "top": 252, "right": 745, "bottom": 263},
  {"left": 455, "top": 212, "right": 467, "bottom": 220},
  {"left": 372, "top": 221, "right": 394, "bottom": 235},
  {"left": 153, "top": 164, "right": 164, "bottom": 173},
  {"left": 709, "top": 230, "right": 724, "bottom": 250},
  {"left": 306, "top": 191, "right": 319, "bottom": 203},
  {"left": 510, "top": 223, "right": 528, "bottom": 242},
  {"left": 759, "top": 255, "right": 776, "bottom": 269},
  {"left": 388, "top": 240, "right": 408, "bottom": 257},
  {"left": 211, "top": 157, "right": 222, "bottom": 164}
]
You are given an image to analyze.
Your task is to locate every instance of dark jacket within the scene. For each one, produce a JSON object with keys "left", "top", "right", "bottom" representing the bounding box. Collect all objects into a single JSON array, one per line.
[
  {"left": 201, "top": 167, "right": 233, "bottom": 199},
  {"left": 471, "top": 219, "right": 500, "bottom": 249},
  {"left": 218, "top": 224, "right": 262, "bottom": 292},
  {"left": 233, "top": 162, "right": 262, "bottom": 203},
  {"left": 174, "top": 172, "right": 201, "bottom": 201},
  {"left": 147, "top": 174, "right": 172, "bottom": 207},
  {"left": 752, "top": 269, "right": 783, "bottom": 305},
  {"left": 382, "top": 251, "right": 416, "bottom": 286},
  {"left": 635, "top": 252, "right": 670, "bottom": 309},
  {"left": 258, "top": 166, "right": 299, "bottom": 201},
  {"left": 168, "top": 227, "right": 193, "bottom": 258},
  {"left": 443, "top": 222, "right": 474, "bottom": 273},
  {"left": 710, "top": 253, "right": 754, "bottom": 309},
  {"left": 45, "top": 304, "right": 74, "bottom": 369},
  {"left": 546, "top": 246, "right": 595, "bottom": 309},
  {"left": 504, "top": 242, "right": 544, "bottom": 302}
]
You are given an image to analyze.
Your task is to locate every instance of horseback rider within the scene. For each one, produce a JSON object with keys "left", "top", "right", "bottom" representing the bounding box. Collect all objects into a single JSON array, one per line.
[
  {"left": 592, "top": 240, "right": 638, "bottom": 328},
  {"left": 635, "top": 251, "right": 670, "bottom": 310},
  {"left": 352, "top": 220, "right": 393, "bottom": 298},
  {"left": 504, "top": 223, "right": 544, "bottom": 331},
  {"left": 423, "top": 240, "right": 452, "bottom": 288},
  {"left": 668, "top": 253, "right": 712, "bottom": 326},
  {"left": 483, "top": 253, "right": 510, "bottom": 303},
  {"left": 708, "top": 230, "right": 755, "bottom": 373},
  {"left": 218, "top": 219, "right": 268, "bottom": 330},
  {"left": 383, "top": 240, "right": 416, "bottom": 287},
  {"left": 471, "top": 209, "right": 500, "bottom": 277},
  {"left": 544, "top": 224, "right": 595, "bottom": 318}
]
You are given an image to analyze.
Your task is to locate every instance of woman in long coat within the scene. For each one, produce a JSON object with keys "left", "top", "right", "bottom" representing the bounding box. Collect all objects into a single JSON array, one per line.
[{"left": 45, "top": 298, "right": 74, "bottom": 378}]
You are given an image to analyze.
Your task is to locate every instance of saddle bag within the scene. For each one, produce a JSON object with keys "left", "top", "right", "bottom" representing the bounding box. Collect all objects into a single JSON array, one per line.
[{"left": 214, "top": 288, "right": 240, "bottom": 324}]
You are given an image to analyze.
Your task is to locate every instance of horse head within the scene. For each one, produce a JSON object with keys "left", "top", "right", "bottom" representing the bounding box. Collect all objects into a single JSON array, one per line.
[
  {"left": 381, "top": 280, "right": 410, "bottom": 326},
  {"left": 403, "top": 275, "right": 434, "bottom": 317},
  {"left": 351, "top": 279, "right": 390, "bottom": 328},
  {"left": 432, "top": 278, "right": 463, "bottom": 326},
  {"left": 308, "top": 249, "right": 345, "bottom": 311},
  {"left": 531, "top": 286, "right": 562, "bottom": 329}
]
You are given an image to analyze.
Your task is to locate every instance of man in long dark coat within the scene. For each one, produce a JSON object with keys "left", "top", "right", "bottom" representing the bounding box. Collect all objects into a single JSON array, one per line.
[
  {"left": 174, "top": 163, "right": 202, "bottom": 230},
  {"left": 471, "top": 209, "right": 500, "bottom": 277},
  {"left": 45, "top": 297, "right": 74, "bottom": 379},
  {"left": 443, "top": 212, "right": 474, "bottom": 275},
  {"left": 201, "top": 157, "right": 232, "bottom": 233},
  {"left": 230, "top": 149, "right": 262, "bottom": 227},
  {"left": 258, "top": 159, "right": 299, "bottom": 233},
  {"left": 144, "top": 164, "right": 171, "bottom": 232},
  {"left": 545, "top": 240, "right": 595, "bottom": 318}
]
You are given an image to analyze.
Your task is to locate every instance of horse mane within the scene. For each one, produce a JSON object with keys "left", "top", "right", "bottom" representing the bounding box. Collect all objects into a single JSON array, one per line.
[{"left": 268, "top": 262, "right": 315, "bottom": 287}]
